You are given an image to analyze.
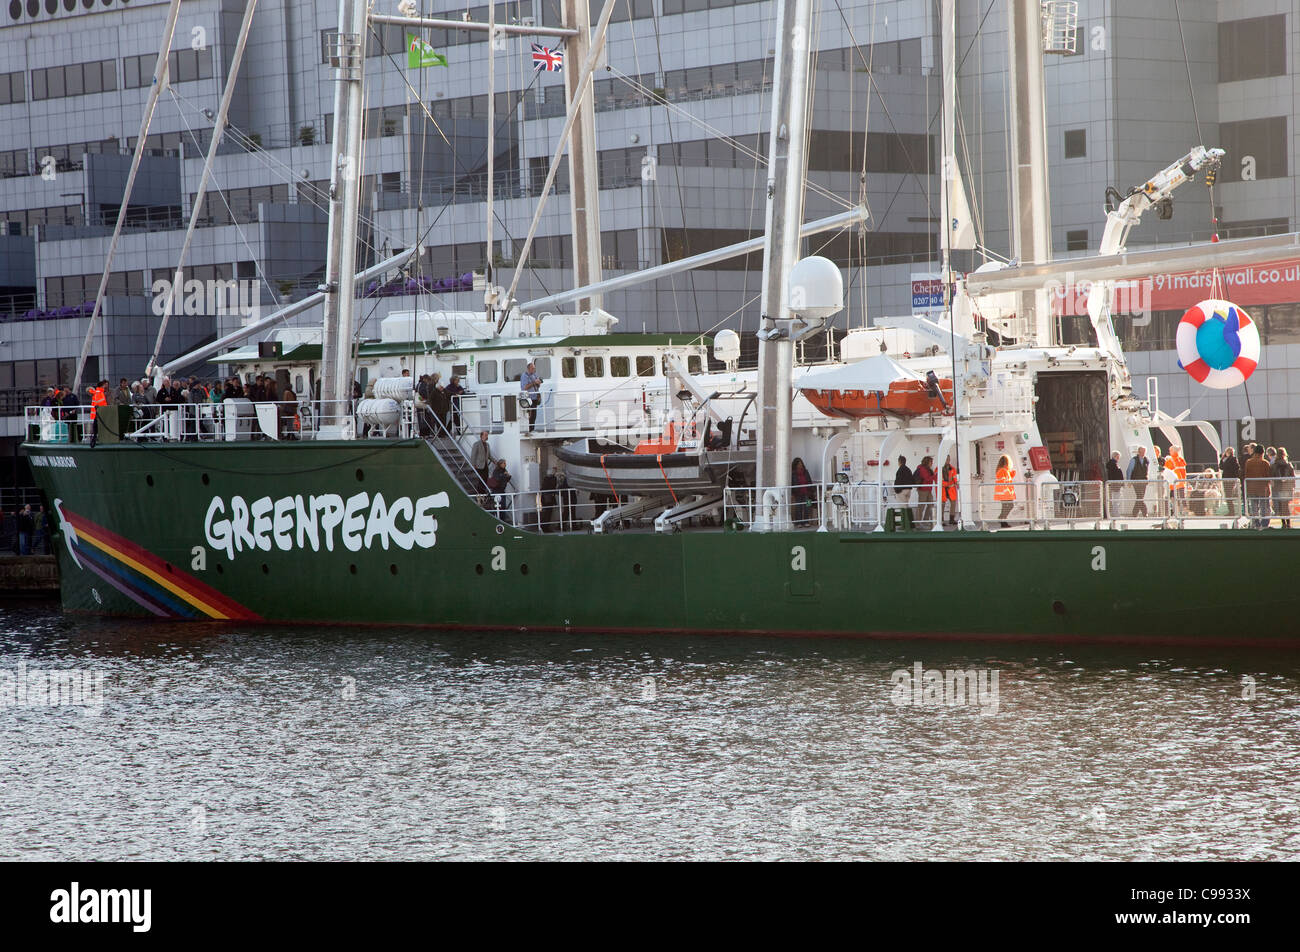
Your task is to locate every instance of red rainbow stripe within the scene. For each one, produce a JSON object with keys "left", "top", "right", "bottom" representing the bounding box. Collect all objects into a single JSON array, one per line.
[{"left": 62, "top": 509, "right": 261, "bottom": 621}]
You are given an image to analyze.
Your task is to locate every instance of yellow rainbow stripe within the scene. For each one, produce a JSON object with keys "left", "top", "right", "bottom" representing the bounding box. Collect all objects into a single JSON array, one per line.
[{"left": 74, "top": 523, "right": 233, "bottom": 619}]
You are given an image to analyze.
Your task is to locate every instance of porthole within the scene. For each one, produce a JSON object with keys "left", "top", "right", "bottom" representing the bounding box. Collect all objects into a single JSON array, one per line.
[
  {"left": 1052, "top": 600, "right": 1066, "bottom": 616},
  {"left": 520, "top": 563, "right": 529, "bottom": 575},
  {"left": 633, "top": 563, "right": 642, "bottom": 575},
  {"left": 474, "top": 564, "right": 484, "bottom": 575}
]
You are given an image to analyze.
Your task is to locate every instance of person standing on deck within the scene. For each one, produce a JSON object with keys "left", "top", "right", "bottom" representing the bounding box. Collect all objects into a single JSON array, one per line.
[
  {"left": 941, "top": 457, "right": 958, "bottom": 526},
  {"left": 1126, "top": 446, "right": 1150, "bottom": 517},
  {"left": 1165, "top": 445, "right": 1187, "bottom": 515},
  {"left": 1272, "top": 447, "right": 1294, "bottom": 528},
  {"left": 894, "top": 456, "right": 915, "bottom": 509},
  {"left": 519, "top": 362, "right": 543, "bottom": 431},
  {"left": 1219, "top": 447, "right": 1241, "bottom": 516},
  {"left": 1105, "top": 451, "right": 1125, "bottom": 517},
  {"left": 914, "top": 456, "right": 937, "bottom": 527},
  {"left": 470, "top": 431, "right": 492, "bottom": 490},
  {"left": 994, "top": 455, "right": 1016, "bottom": 528},
  {"left": 446, "top": 376, "right": 467, "bottom": 434},
  {"left": 1244, "top": 444, "right": 1273, "bottom": 529},
  {"left": 86, "top": 380, "right": 107, "bottom": 447}
]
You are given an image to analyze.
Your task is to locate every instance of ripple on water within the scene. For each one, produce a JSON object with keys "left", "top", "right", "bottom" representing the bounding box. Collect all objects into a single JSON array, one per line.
[{"left": 0, "top": 606, "right": 1297, "bottom": 861}]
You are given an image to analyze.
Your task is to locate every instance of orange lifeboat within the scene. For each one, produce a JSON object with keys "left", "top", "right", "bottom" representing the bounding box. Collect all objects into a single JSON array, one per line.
[{"left": 803, "top": 378, "right": 954, "bottom": 420}]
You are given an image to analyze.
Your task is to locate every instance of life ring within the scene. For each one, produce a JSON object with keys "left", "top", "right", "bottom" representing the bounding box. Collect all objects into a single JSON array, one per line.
[{"left": 1175, "top": 299, "right": 1259, "bottom": 390}]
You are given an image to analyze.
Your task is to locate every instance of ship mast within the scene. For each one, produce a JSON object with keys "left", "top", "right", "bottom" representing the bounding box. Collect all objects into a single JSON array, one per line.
[
  {"left": 318, "top": 0, "right": 369, "bottom": 439},
  {"left": 1007, "top": 0, "right": 1054, "bottom": 345},
  {"left": 562, "top": 0, "right": 603, "bottom": 316},
  {"left": 754, "top": 0, "right": 815, "bottom": 516}
]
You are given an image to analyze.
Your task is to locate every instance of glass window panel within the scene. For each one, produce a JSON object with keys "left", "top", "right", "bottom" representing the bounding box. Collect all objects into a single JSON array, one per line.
[
  {"left": 15, "top": 361, "right": 35, "bottom": 389},
  {"left": 477, "top": 360, "right": 498, "bottom": 384},
  {"left": 610, "top": 356, "right": 630, "bottom": 377},
  {"left": 635, "top": 356, "right": 654, "bottom": 377},
  {"left": 32, "top": 69, "right": 47, "bottom": 100},
  {"left": 561, "top": 357, "right": 577, "bottom": 378},
  {"left": 583, "top": 356, "right": 604, "bottom": 378}
]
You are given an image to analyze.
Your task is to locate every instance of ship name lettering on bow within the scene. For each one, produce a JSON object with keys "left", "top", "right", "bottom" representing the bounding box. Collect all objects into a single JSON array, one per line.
[{"left": 203, "top": 491, "right": 449, "bottom": 559}]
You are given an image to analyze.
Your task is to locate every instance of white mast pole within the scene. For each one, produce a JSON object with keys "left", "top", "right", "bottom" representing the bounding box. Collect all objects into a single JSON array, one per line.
[
  {"left": 485, "top": 1, "right": 496, "bottom": 321},
  {"left": 939, "top": 0, "right": 955, "bottom": 291},
  {"left": 755, "top": 0, "right": 815, "bottom": 517},
  {"left": 319, "top": 0, "right": 369, "bottom": 437},
  {"left": 1007, "top": 0, "right": 1053, "bottom": 345},
  {"left": 498, "top": 0, "right": 617, "bottom": 327},
  {"left": 72, "top": 0, "right": 183, "bottom": 392},
  {"left": 145, "top": 0, "right": 261, "bottom": 379},
  {"left": 562, "top": 0, "right": 603, "bottom": 316}
]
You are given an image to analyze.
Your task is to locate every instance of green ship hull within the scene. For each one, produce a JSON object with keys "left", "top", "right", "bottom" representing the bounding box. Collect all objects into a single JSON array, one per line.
[{"left": 23, "top": 439, "right": 1300, "bottom": 645}]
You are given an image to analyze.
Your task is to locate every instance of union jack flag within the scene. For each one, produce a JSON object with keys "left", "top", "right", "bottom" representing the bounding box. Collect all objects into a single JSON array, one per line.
[{"left": 531, "top": 43, "right": 563, "bottom": 72}]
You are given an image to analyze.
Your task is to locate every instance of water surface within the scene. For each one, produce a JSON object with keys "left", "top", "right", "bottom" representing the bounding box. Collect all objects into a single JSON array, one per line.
[{"left": 2, "top": 603, "right": 1297, "bottom": 860}]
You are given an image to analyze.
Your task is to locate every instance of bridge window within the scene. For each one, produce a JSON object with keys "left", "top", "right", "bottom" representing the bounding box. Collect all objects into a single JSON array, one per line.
[
  {"left": 561, "top": 357, "right": 577, "bottom": 378},
  {"left": 583, "top": 356, "right": 604, "bottom": 378},
  {"left": 477, "top": 360, "right": 497, "bottom": 384},
  {"left": 636, "top": 356, "right": 655, "bottom": 377},
  {"left": 610, "top": 356, "right": 631, "bottom": 377}
]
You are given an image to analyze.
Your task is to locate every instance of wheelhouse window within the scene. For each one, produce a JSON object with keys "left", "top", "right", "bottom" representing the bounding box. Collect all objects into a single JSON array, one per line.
[
  {"left": 610, "top": 356, "right": 631, "bottom": 377},
  {"left": 561, "top": 357, "right": 577, "bottom": 378},
  {"left": 583, "top": 356, "right": 605, "bottom": 377},
  {"left": 477, "top": 360, "right": 498, "bottom": 384},
  {"left": 636, "top": 355, "right": 655, "bottom": 377},
  {"left": 504, "top": 358, "right": 527, "bottom": 382},
  {"left": 688, "top": 355, "right": 703, "bottom": 373}
]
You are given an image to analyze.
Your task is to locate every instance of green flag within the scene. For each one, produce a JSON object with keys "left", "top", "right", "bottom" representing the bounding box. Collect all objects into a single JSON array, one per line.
[{"left": 407, "top": 34, "right": 447, "bottom": 69}]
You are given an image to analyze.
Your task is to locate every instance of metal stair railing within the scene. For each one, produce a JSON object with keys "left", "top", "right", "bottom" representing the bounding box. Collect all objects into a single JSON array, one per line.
[{"left": 421, "top": 407, "right": 492, "bottom": 499}]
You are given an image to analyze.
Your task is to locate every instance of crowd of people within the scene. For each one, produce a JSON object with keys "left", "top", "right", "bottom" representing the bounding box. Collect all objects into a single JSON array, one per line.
[
  {"left": 1, "top": 503, "right": 48, "bottom": 555},
  {"left": 38, "top": 374, "right": 303, "bottom": 444},
  {"left": 1104, "top": 442, "right": 1297, "bottom": 527}
]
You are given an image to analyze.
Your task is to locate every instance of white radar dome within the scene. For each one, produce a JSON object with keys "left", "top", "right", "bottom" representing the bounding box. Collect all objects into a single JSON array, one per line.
[
  {"left": 788, "top": 256, "right": 844, "bottom": 320},
  {"left": 713, "top": 328, "right": 741, "bottom": 366}
]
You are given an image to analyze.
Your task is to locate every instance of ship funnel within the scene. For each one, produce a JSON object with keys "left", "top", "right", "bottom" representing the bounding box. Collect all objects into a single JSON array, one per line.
[{"left": 788, "top": 256, "right": 844, "bottom": 321}]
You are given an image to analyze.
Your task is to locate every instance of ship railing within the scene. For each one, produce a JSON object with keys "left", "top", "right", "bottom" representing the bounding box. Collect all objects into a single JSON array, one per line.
[
  {"left": 23, "top": 401, "right": 311, "bottom": 444},
  {"left": 473, "top": 486, "right": 591, "bottom": 534},
  {"left": 964, "top": 379, "right": 1034, "bottom": 419},
  {"left": 722, "top": 485, "right": 826, "bottom": 532},
  {"left": 1098, "top": 479, "right": 1176, "bottom": 521},
  {"left": 1240, "top": 476, "right": 1298, "bottom": 529},
  {"left": 973, "top": 481, "right": 1036, "bottom": 530},
  {"left": 1035, "top": 480, "right": 1105, "bottom": 526}
]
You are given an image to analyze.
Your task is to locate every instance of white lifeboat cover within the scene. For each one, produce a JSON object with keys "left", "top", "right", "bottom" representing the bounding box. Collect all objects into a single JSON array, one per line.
[{"left": 797, "top": 354, "right": 924, "bottom": 393}]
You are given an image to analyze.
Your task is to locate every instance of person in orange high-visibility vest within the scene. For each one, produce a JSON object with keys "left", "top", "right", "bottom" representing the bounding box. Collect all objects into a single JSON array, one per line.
[
  {"left": 941, "top": 457, "right": 959, "bottom": 526},
  {"left": 1164, "top": 444, "right": 1188, "bottom": 514},
  {"left": 87, "top": 379, "right": 108, "bottom": 448},
  {"left": 994, "top": 454, "right": 1016, "bottom": 527}
]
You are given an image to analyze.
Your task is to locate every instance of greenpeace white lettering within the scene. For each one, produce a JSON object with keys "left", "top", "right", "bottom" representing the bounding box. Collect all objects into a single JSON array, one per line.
[{"left": 203, "top": 492, "right": 448, "bottom": 560}]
